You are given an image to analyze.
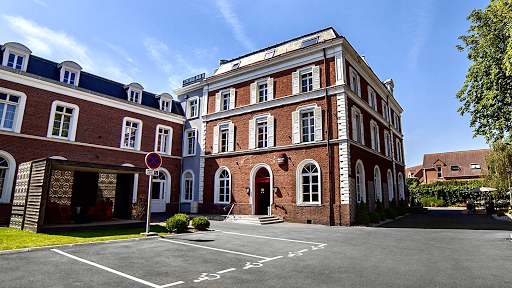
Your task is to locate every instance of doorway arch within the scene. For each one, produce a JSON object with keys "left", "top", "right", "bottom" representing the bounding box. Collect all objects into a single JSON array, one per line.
[{"left": 249, "top": 164, "right": 273, "bottom": 215}]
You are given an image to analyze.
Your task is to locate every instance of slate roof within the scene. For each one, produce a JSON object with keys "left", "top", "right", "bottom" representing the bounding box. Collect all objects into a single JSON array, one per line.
[{"left": 0, "top": 51, "right": 183, "bottom": 116}]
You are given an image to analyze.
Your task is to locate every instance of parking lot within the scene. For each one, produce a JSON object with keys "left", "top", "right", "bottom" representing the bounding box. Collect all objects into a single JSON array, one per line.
[{"left": 2, "top": 210, "right": 512, "bottom": 288}]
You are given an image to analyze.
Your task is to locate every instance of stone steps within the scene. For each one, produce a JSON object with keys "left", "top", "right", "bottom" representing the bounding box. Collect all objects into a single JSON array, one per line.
[{"left": 224, "top": 215, "right": 284, "bottom": 225}]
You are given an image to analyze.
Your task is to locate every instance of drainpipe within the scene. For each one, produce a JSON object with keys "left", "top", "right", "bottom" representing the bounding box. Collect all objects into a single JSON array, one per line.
[{"left": 323, "top": 48, "right": 334, "bottom": 226}]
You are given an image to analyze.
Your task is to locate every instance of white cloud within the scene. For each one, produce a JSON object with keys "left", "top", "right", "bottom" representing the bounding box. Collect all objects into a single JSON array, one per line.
[
  {"left": 144, "top": 38, "right": 173, "bottom": 73},
  {"left": 2, "top": 15, "right": 94, "bottom": 70},
  {"left": 214, "top": 0, "right": 255, "bottom": 51},
  {"left": 107, "top": 44, "right": 134, "bottom": 63},
  {"left": 403, "top": 1, "right": 435, "bottom": 70},
  {"left": 1, "top": 15, "right": 136, "bottom": 84},
  {"left": 33, "top": 0, "right": 47, "bottom": 7}
]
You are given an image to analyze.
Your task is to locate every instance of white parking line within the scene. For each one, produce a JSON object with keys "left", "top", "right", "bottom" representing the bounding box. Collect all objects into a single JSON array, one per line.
[
  {"left": 52, "top": 249, "right": 169, "bottom": 288},
  {"left": 159, "top": 238, "right": 269, "bottom": 260},
  {"left": 159, "top": 281, "right": 185, "bottom": 287},
  {"left": 220, "top": 231, "right": 327, "bottom": 246}
]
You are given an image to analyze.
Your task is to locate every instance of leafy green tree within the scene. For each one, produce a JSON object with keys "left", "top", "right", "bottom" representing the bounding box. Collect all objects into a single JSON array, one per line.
[
  {"left": 483, "top": 141, "right": 512, "bottom": 194},
  {"left": 456, "top": 0, "right": 512, "bottom": 143}
]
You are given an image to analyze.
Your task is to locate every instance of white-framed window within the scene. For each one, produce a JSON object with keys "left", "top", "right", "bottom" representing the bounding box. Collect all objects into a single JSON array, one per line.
[
  {"left": 292, "top": 104, "right": 322, "bottom": 144},
  {"left": 450, "top": 165, "right": 459, "bottom": 171},
  {"left": 154, "top": 124, "right": 172, "bottom": 155},
  {"left": 351, "top": 106, "right": 364, "bottom": 145},
  {"left": 396, "top": 140, "right": 403, "bottom": 162},
  {"left": 187, "top": 97, "right": 199, "bottom": 118},
  {"left": 58, "top": 61, "right": 82, "bottom": 86},
  {"left": 124, "top": 82, "right": 143, "bottom": 104},
  {"left": 250, "top": 78, "right": 274, "bottom": 104},
  {"left": 47, "top": 101, "right": 79, "bottom": 141},
  {"left": 232, "top": 62, "right": 240, "bottom": 70},
  {"left": 214, "top": 167, "right": 231, "bottom": 204},
  {"left": 349, "top": 67, "right": 361, "bottom": 97},
  {"left": 393, "top": 111, "right": 400, "bottom": 130},
  {"left": 0, "top": 151, "right": 15, "bottom": 203},
  {"left": 384, "top": 130, "right": 392, "bottom": 158},
  {"left": 471, "top": 163, "right": 481, "bottom": 170},
  {"left": 182, "top": 170, "right": 194, "bottom": 202},
  {"left": 382, "top": 101, "right": 389, "bottom": 121},
  {"left": 370, "top": 120, "right": 380, "bottom": 152},
  {"left": 151, "top": 171, "right": 167, "bottom": 201},
  {"left": 249, "top": 114, "right": 274, "bottom": 149},
  {"left": 292, "top": 66, "right": 320, "bottom": 95},
  {"left": 368, "top": 87, "right": 377, "bottom": 110},
  {"left": 1, "top": 43, "right": 31, "bottom": 72},
  {"left": 374, "top": 166, "right": 382, "bottom": 202},
  {"left": 387, "top": 170, "right": 394, "bottom": 201},
  {"left": 213, "top": 121, "right": 234, "bottom": 153},
  {"left": 0, "top": 90, "right": 27, "bottom": 133},
  {"left": 302, "top": 37, "right": 318, "bottom": 47},
  {"left": 215, "top": 88, "right": 236, "bottom": 112},
  {"left": 398, "top": 173, "right": 405, "bottom": 200},
  {"left": 120, "top": 117, "right": 142, "bottom": 150},
  {"left": 437, "top": 165, "right": 443, "bottom": 178},
  {"left": 157, "top": 93, "right": 173, "bottom": 112},
  {"left": 356, "top": 160, "right": 366, "bottom": 203},
  {"left": 296, "top": 160, "right": 321, "bottom": 205},
  {"left": 184, "top": 129, "right": 196, "bottom": 156}
]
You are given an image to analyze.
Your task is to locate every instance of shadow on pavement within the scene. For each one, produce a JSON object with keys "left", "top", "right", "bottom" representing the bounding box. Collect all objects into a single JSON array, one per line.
[{"left": 378, "top": 208, "right": 512, "bottom": 231}]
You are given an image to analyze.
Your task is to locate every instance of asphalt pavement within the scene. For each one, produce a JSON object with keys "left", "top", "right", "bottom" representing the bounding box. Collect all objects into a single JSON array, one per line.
[{"left": 1, "top": 208, "right": 512, "bottom": 287}]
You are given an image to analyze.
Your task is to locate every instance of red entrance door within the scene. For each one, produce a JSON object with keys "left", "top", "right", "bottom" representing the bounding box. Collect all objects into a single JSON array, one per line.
[{"left": 255, "top": 168, "right": 270, "bottom": 215}]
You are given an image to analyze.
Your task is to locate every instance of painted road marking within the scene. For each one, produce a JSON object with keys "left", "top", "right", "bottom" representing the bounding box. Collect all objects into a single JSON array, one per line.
[
  {"left": 52, "top": 249, "right": 176, "bottom": 288},
  {"left": 159, "top": 238, "right": 270, "bottom": 260},
  {"left": 217, "top": 268, "right": 237, "bottom": 274},
  {"left": 159, "top": 282, "right": 185, "bottom": 288},
  {"left": 220, "top": 231, "right": 328, "bottom": 246},
  {"left": 258, "top": 256, "right": 283, "bottom": 263}
]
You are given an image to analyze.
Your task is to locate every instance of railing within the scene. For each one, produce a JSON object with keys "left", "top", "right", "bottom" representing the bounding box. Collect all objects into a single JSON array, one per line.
[{"left": 223, "top": 202, "right": 237, "bottom": 220}]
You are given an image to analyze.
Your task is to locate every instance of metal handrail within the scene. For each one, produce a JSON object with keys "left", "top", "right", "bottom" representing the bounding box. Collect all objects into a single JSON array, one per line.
[{"left": 223, "top": 202, "right": 236, "bottom": 220}]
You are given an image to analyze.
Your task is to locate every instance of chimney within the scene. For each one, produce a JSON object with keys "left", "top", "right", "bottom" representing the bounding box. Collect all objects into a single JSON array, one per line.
[
  {"left": 219, "top": 59, "right": 228, "bottom": 66},
  {"left": 383, "top": 79, "right": 394, "bottom": 95}
]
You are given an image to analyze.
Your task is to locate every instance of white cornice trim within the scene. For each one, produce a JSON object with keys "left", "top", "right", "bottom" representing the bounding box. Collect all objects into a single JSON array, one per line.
[
  {"left": 205, "top": 40, "right": 344, "bottom": 90},
  {"left": 0, "top": 69, "right": 186, "bottom": 124},
  {"left": 205, "top": 139, "right": 328, "bottom": 158},
  {"left": 0, "top": 131, "right": 182, "bottom": 160}
]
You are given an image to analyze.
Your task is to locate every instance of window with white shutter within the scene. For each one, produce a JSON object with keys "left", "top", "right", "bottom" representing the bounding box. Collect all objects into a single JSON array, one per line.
[
  {"left": 250, "top": 83, "right": 257, "bottom": 104},
  {"left": 248, "top": 119, "right": 256, "bottom": 149},
  {"left": 349, "top": 67, "right": 361, "bottom": 97},
  {"left": 292, "top": 111, "right": 300, "bottom": 143},
  {"left": 292, "top": 105, "right": 323, "bottom": 144},
  {"left": 228, "top": 122, "right": 235, "bottom": 152},
  {"left": 293, "top": 66, "right": 319, "bottom": 95},
  {"left": 229, "top": 88, "right": 236, "bottom": 110},
  {"left": 213, "top": 125, "right": 219, "bottom": 153},
  {"left": 250, "top": 114, "right": 275, "bottom": 149},
  {"left": 292, "top": 72, "right": 300, "bottom": 95},
  {"left": 370, "top": 120, "right": 380, "bottom": 152},
  {"left": 267, "top": 78, "right": 274, "bottom": 100},
  {"left": 351, "top": 106, "right": 364, "bottom": 145}
]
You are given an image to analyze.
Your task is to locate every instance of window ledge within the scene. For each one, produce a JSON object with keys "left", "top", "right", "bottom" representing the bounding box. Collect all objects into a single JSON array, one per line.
[{"left": 296, "top": 203, "right": 321, "bottom": 207}]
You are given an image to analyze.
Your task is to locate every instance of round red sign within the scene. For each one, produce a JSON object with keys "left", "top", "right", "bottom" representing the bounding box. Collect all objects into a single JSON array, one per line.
[{"left": 145, "top": 152, "right": 162, "bottom": 169}]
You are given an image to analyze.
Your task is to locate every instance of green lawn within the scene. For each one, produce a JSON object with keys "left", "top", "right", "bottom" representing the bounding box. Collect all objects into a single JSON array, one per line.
[{"left": 0, "top": 225, "right": 167, "bottom": 251}]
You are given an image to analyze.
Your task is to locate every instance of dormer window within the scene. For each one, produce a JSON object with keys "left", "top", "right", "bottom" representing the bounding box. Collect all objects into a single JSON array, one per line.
[
  {"left": 302, "top": 37, "right": 318, "bottom": 47},
  {"left": 232, "top": 62, "right": 240, "bottom": 70},
  {"left": 265, "top": 50, "right": 274, "bottom": 59},
  {"left": 124, "top": 82, "right": 143, "bottom": 104},
  {"left": 58, "top": 61, "right": 82, "bottom": 86},
  {"left": 157, "top": 93, "right": 173, "bottom": 112},
  {"left": 1, "top": 42, "right": 31, "bottom": 72}
]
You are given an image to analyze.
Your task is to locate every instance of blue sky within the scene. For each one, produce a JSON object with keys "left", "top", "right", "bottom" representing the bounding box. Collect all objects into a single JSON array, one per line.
[{"left": 1, "top": 0, "right": 490, "bottom": 166}]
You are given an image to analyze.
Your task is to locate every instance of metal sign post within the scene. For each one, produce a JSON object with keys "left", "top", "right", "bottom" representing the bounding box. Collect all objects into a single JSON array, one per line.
[{"left": 141, "top": 153, "right": 162, "bottom": 236}]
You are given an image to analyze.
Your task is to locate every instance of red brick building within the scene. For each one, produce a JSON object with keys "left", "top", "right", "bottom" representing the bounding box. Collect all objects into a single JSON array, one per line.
[
  {"left": 196, "top": 28, "right": 406, "bottom": 225},
  {"left": 407, "top": 149, "right": 489, "bottom": 184},
  {"left": 0, "top": 42, "right": 185, "bottom": 223}
]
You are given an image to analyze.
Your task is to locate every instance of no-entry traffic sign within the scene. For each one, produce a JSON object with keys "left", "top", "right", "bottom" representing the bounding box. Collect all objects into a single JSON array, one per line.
[{"left": 145, "top": 152, "right": 162, "bottom": 169}]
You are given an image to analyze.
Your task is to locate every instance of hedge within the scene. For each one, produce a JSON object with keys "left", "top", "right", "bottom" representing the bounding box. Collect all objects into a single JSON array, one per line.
[{"left": 407, "top": 178, "right": 486, "bottom": 206}]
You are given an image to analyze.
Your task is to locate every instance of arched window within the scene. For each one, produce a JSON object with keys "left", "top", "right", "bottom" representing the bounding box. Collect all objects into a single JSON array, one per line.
[
  {"left": 182, "top": 171, "right": 194, "bottom": 202},
  {"left": 356, "top": 160, "right": 366, "bottom": 203},
  {"left": 0, "top": 151, "right": 15, "bottom": 203},
  {"left": 296, "top": 160, "right": 321, "bottom": 205},
  {"left": 374, "top": 166, "right": 382, "bottom": 202},
  {"left": 398, "top": 173, "right": 405, "bottom": 200},
  {"left": 215, "top": 167, "right": 231, "bottom": 204},
  {"left": 387, "top": 170, "right": 394, "bottom": 201}
]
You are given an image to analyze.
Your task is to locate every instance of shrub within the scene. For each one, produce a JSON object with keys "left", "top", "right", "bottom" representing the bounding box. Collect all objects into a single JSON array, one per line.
[
  {"left": 384, "top": 208, "right": 397, "bottom": 219},
  {"left": 166, "top": 213, "right": 190, "bottom": 233},
  {"left": 409, "top": 195, "right": 416, "bottom": 207},
  {"left": 391, "top": 199, "right": 397, "bottom": 210},
  {"left": 375, "top": 200, "right": 385, "bottom": 221},
  {"left": 369, "top": 212, "right": 381, "bottom": 223},
  {"left": 397, "top": 206, "right": 407, "bottom": 216},
  {"left": 435, "top": 199, "right": 446, "bottom": 207},
  {"left": 356, "top": 202, "right": 370, "bottom": 225},
  {"left": 131, "top": 197, "right": 147, "bottom": 221},
  {"left": 509, "top": 210, "right": 512, "bottom": 214},
  {"left": 409, "top": 179, "right": 485, "bottom": 206},
  {"left": 497, "top": 211, "right": 505, "bottom": 216},
  {"left": 191, "top": 216, "right": 210, "bottom": 230}
]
